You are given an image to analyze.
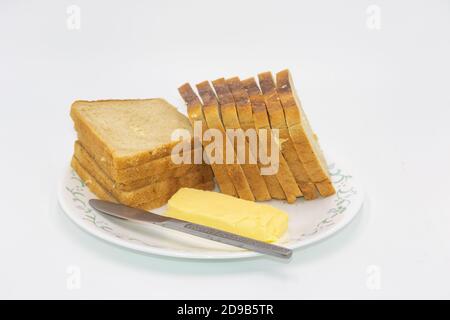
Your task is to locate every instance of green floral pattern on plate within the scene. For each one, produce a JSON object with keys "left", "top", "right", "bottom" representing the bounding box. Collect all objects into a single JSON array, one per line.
[{"left": 65, "top": 161, "right": 358, "bottom": 248}]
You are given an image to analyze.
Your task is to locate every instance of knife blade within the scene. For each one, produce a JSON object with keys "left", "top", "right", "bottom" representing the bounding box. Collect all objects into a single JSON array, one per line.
[{"left": 89, "top": 199, "right": 292, "bottom": 259}]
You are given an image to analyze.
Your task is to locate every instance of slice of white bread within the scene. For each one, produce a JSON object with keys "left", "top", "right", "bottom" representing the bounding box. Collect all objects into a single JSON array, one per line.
[
  {"left": 212, "top": 78, "right": 271, "bottom": 201},
  {"left": 72, "top": 157, "right": 214, "bottom": 210},
  {"left": 241, "top": 77, "right": 301, "bottom": 203},
  {"left": 258, "top": 72, "right": 319, "bottom": 200},
  {"left": 178, "top": 83, "right": 236, "bottom": 197},
  {"left": 226, "top": 77, "right": 286, "bottom": 200},
  {"left": 74, "top": 141, "right": 205, "bottom": 191},
  {"left": 276, "top": 69, "right": 335, "bottom": 196},
  {"left": 71, "top": 99, "right": 194, "bottom": 169},
  {"left": 196, "top": 81, "right": 255, "bottom": 201},
  {"left": 72, "top": 148, "right": 214, "bottom": 206}
]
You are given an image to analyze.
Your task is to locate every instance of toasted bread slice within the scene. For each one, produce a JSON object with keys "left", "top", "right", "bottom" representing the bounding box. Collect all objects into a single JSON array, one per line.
[
  {"left": 73, "top": 147, "right": 213, "bottom": 205},
  {"left": 241, "top": 77, "right": 301, "bottom": 203},
  {"left": 71, "top": 157, "right": 214, "bottom": 210},
  {"left": 276, "top": 69, "right": 335, "bottom": 196},
  {"left": 226, "top": 77, "right": 285, "bottom": 200},
  {"left": 74, "top": 141, "right": 206, "bottom": 191},
  {"left": 75, "top": 133, "right": 199, "bottom": 184},
  {"left": 178, "top": 83, "right": 237, "bottom": 197},
  {"left": 212, "top": 78, "right": 271, "bottom": 201},
  {"left": 258, "top": 72, "right": 319, "bottom": 200},
  {"left": 226, "top": 78, "right": 254, "bottom": 128},
  {"left": 196, "top": 81, "right": 255, "bottom": 201},
  {"left": 75, "top": 140, "right": 212, "bottom": 192},
  {"left": 71, "top": 99, "right": 194, "bottom": 169}
]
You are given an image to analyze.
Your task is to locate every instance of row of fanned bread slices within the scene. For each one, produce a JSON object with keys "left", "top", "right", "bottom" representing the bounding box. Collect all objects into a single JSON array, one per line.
[{"left": 178, "top": 69, "right": 336, "bottom": 203}]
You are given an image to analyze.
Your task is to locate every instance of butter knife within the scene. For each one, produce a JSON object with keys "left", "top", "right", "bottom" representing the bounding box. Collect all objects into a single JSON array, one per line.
[{"left": 89, "top": 199, "right": 292, "bottom": 259}]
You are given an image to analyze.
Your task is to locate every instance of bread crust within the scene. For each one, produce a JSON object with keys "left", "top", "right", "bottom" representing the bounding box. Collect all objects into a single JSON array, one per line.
[
  {"left": 196, "top": 81, "right": 255, "bottom": 201},
  {"left": 225, "top": 77, "right": 254, "bottom": 129},
  {"left": 226, "top": 77, "right": 285, "bottom": 200},
  {"left": 73, "top": 148, "right": 213, "bottom": 205},
  {"left": 242, "top": 77, "right": 301, "bottom": 203},
  {"left": 74, "top": 141, "right": 204, "bottom": 189},
  {"left": 276, "top": 69, "right": 335, "bottom": 196},
  {"left": 71, "top": 156, "right": 214, "bottom": 210},
  {"left": 75, "top": 130, "right": 200, "bottom": 184},
  {"left": 212, "top": 78, "right": 271, "bottom": 201},
  {"left": 178, "top": 83, "right": 237, "bottom": 197},
  {"left": 75, "top": 140, "right": 212, "bottom": 190},
  {"left": 258, "top": 72, "right": 319, "bottom": 200}
]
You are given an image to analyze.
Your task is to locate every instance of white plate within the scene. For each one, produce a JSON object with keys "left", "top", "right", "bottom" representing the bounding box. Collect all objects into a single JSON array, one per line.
[{"left": 58, "top": 157, "right": 363, "bottom": 259}]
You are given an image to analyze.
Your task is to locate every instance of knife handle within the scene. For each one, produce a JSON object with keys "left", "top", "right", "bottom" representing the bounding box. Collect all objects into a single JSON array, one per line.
[{"left": 162, "top": 220, "right": 292, "bottom": 259}]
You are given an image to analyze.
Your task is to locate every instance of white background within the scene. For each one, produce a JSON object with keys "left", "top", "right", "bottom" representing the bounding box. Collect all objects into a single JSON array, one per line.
[{"left": 0, "top": 0, "right": 449, "bottom": 299}]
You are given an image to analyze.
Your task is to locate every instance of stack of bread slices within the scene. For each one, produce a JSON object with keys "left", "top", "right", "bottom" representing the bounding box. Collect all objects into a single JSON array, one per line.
[
  {"left": 178, "top": 69, "right": 335, "bottom": 204},
  {"left": 70, "top": 99, "right": 214, "bottom": 210},
  {"left": 70, "top": 69, "right": 334, "bottom": 209}
]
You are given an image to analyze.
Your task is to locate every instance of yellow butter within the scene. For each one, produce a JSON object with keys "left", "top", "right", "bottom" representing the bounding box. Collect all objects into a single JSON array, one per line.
[{"left": 166, "top": 188, "right": 288, "bottom": 242}]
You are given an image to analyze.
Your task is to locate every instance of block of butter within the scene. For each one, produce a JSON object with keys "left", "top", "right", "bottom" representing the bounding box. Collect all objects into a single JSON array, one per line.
[{"left": 166, "top": 188, "right": 288, "bottom": 242}]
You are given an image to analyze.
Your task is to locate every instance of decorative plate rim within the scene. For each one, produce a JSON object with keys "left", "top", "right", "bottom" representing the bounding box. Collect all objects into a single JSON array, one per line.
[{"left": 58, "top": 157, "right": 364, "bottom": 260}]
